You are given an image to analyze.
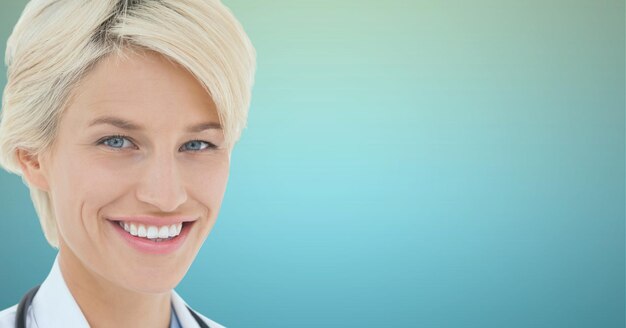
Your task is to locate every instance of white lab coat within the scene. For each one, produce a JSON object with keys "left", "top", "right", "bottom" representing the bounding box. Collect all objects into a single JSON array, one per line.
[{"left": 0, "top": 255, "right": 225, "bottom": 328}]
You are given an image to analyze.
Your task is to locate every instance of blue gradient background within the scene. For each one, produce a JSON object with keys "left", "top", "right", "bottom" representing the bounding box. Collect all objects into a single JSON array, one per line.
[{"left": 0, "top": 0, "right": 624, "bottom": 327}]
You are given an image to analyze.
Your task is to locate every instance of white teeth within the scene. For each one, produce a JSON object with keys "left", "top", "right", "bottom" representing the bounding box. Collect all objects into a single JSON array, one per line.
[
  {"left": 130, "top": 224, "right": 138, "bottom": 236},
  {"left": 137, "top": 225, "right": 147, "bottom": 237},
  {"left": 158, "top": 226, "right": 169, "bottom": 238},
  {"left": 169, "top": 224, "right": 176, "bottom": 236},
  {"left": 146, "top": 226, "right": 158, "bottom": 239},
  {"left": 118, "top": 221, "right": 185, "bottom": 240}
]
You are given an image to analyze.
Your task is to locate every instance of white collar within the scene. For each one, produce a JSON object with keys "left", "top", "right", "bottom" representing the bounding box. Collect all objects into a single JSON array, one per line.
[{"left": 28, "top": 254, "right": 224, "bottom": 328}]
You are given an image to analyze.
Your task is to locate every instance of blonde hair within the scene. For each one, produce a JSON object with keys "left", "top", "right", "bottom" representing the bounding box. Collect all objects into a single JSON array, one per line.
[{"left": 0, "top": 0, "right": 257, "bottom": 248}]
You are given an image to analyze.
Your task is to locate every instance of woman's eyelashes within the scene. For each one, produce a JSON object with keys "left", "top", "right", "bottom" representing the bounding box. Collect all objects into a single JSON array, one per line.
[
  {"left": 96, "top": 134, "right": 217, "bottom": 152},
  {"left": 181, "top": 139, "right": 216, "bottom": 152},
  {"left": 98, "top": 134, "right": 136, "bottom": 150}
]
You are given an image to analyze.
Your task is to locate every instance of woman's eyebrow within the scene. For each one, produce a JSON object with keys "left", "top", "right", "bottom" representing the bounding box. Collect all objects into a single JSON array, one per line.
[{"left": 87, "top": 115, "right": 222, "bottom": 132}]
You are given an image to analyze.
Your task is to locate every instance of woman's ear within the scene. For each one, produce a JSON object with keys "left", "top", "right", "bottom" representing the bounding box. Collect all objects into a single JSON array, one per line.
[{"left": 16, "top": 148, "right": 51, "bottom": 192}]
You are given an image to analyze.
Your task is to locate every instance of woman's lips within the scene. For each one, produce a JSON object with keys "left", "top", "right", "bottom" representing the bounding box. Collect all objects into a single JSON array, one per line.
[{"left": 109, "top": 219, "right": 194, "bottom": 255}]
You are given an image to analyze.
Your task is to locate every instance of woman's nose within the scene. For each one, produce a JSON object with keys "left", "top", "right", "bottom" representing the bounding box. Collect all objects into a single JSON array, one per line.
[{"left": 135, "top": 152, "right": 188, "bottom": 212}]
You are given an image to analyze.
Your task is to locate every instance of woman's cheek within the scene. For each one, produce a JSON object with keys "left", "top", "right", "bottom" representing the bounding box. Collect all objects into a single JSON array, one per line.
[
  {"left": 186, "top": 155, "right": 229, "bottom": 189},
  {"left": 74, "top": 155, "right": 137, "bottom": 202},
  {"left": 88, "top": 152, "right": 140, "bottom": 175}
]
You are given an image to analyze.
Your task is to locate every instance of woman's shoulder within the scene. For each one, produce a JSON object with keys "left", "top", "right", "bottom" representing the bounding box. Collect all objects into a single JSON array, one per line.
[{"left": 0, "top": 304, "right": 18, "bottom": 327}]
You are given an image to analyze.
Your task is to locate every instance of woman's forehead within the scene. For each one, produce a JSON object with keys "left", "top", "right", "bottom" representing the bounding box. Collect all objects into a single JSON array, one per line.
[
  {"left": 77, "top": 50, "right": 212, "bottom": 104},
  {"left": 65, "top": 50, "right": 219, "bottom": 128}
]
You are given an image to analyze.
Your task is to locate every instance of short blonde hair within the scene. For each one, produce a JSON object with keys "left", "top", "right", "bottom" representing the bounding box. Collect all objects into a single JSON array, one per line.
[{"left": 0, "top": 0, "right": 257, "bottom": 248}]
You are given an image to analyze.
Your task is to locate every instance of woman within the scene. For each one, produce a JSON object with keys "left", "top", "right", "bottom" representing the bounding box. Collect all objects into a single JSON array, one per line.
[{"left": 0, "top": 0, "right": 256, "bottom": 327}]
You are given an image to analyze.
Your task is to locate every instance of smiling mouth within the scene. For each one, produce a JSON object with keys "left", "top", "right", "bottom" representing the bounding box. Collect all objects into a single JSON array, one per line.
[{"left": 114, "top": 221, "right": 189, "bottom": 242}]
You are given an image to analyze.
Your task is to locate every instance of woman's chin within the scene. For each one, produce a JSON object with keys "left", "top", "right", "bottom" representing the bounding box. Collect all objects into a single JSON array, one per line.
[{"left": 112, "top": 266, "right": 185, "bottom": 294}]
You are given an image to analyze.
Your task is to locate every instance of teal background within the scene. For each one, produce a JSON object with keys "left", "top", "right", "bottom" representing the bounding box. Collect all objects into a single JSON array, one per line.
[{"left": 0, "top": 0, "right": 624, "bottom": 327}]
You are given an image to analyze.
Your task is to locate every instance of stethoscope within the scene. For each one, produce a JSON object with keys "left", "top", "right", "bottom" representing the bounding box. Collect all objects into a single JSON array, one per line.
[{"left": 16, "top": 285, "right": 211, "bottom": 328}]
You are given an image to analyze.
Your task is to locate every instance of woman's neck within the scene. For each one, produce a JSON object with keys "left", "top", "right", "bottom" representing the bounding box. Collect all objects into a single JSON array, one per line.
[{"left": 57, "top": 245, "right": 172, "bottom": 328}]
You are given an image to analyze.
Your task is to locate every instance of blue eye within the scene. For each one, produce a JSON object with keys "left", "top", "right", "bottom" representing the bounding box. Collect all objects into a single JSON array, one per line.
[
  {"left": 180, "top": 140, "right": 216, "bottom": 152},
  {"left": 100, "top": 135, "right": 135, "bottom": 149}
]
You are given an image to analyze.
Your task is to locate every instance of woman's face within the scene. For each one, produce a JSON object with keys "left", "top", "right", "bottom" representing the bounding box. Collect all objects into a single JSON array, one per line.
[{"left": 33, "top": 50, "right": 230, "bottom": 293}]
